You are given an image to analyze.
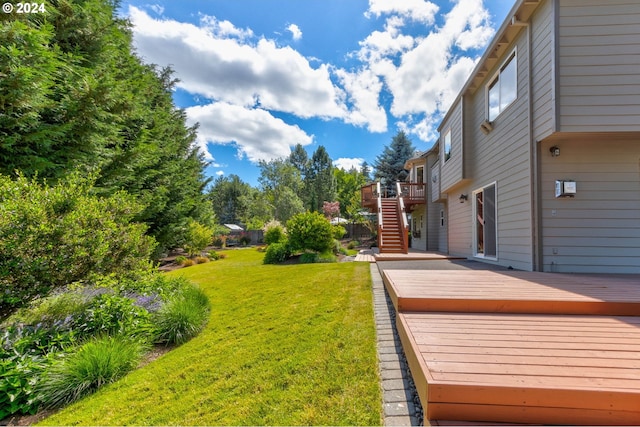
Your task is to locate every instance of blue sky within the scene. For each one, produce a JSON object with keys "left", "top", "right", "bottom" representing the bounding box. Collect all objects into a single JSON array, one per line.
[{"left": 119, "top": 0, "right": 514, "bottom": 186}]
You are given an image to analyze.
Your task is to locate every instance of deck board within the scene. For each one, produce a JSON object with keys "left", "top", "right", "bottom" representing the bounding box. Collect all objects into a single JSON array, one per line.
[
  {"left": 383, "top": 269, "right": 640, "bottom": 315},
  {"left": 398, "top": 312, "right": 640, "bottom": 425}
]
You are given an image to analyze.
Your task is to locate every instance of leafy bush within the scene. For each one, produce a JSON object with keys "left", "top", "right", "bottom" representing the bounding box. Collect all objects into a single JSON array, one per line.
[
  {"left": 0, "top": 352, "right": 48, "bottom": 418},
  {"left": 347, "top": 240, "right": 360, "bottom": 250},
  {"left": 183, "top": 220, "right": 213, "bottom": 257},
  {"left": 332, "top": 225, "right": 346, "bottom": 240},
  {"left": 175, "top": 255, "right": 187, "bottom": 265},
  {"left": 37, "top": 335, "right": 146, "bottom": 409},
  {"left": 78, "top": 293, "right": 154, "bottom": 341},
  {"left": 299, "top": 252, "right": 318, "bottom": 264},
  {"left": 264, "top": 223, "right": 286, "bottom": 245},
  {"left": 263, "top": 242, "right": 291, "bottom": 264},
  {"left": 0, "top": 173, "right": 156, "bottom": 312},
  {"left": 154, "top": 285, "right": 210, "bottom": 345},
  {"left": 286, "top": 212, "right": 334, "bottom": 253},
  {"left": 317, "top": 251, "right": 337, "bottom": 263}
]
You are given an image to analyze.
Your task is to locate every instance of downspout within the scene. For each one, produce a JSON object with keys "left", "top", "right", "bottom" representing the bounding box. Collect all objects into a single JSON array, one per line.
[{"left": 515, "top": 15, "right": 539, "bottom": 272}]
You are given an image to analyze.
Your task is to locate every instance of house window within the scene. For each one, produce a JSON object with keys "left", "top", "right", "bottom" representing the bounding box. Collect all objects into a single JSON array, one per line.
[
  {"left": 443, "top": 130, "right": 451, "bottom": 162},
  {"left": 416, "top": 166, "right": 424, "bottom": 184},
  {"left": 440, "top": 210, "right": 445, "bottom": 227},
  {"left": 474, "top": 183, "right": 497, "bottom": 258},
  {"left": 487, "top": 51, "right": 517, "bottom": 121}
]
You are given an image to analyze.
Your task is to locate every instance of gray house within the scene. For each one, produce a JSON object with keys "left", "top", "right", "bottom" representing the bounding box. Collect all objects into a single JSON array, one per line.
[{"left": 411, "top": 0, "right": 640, "bottom": 273}]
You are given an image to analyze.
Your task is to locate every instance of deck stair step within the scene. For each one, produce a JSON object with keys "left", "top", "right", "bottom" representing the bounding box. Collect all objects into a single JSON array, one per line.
[
  {"left": 383, "top": 268, "right": 640, "bottom": 425},
  {"left": 378, "top": 197, "right": 407, "bottom": 254}
]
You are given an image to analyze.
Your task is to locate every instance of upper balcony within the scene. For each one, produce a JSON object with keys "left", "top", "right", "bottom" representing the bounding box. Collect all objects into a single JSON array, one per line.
[
  {"left": 361, "top": 181, "right": 426, "bottom": 210},
  {"left": 397, "top": 182, "right": 426, "bottom": 208}
]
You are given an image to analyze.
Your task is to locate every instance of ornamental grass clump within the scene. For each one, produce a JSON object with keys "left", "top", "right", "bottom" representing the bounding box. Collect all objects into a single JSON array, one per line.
[
  {"left": 37, "top": 335, "right": 146, "bottom": 409},
  {"left": 154, "top": 285, "right": 210, "bottom": 345}
]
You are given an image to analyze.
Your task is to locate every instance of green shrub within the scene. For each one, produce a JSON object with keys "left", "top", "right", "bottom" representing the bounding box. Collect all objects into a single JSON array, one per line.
[
  {"left": 78, "top": 293, "right": 155, "bottom": 340},
  {"left": 154, "top": 285, "right": 210, "bottom": 345},
  {"left": 317, "top": 251, "right": 338, "bottom": 263},
  {"left": 263, "top": 242, "right": 291, "bottom": 264},
  {"left": 0, "top": 352, "right": 48, "bottom": 418},
  {"left": 332, "top": 225, "right": 346, "bottom": 240},
  {"left": 347, "top": 240, "right": 360, "bottom": 250},
  {"left": 175, "top": 255, "right": 187, "bottom": 265},
  {"left": 37, "top": 335, "right": 146, "bottom": 409},
  {"left": 0, "top": 173, "right": 156, "bottom": 312},
  {"left": 286, "top": 212, "right": 334, "bottom": 253},
  {"left": 208, "top": 251, "right": 220, "bottom": 260},
  {"left": 183, "top": 220, "right": 213, "bottom": 257},
  {"left": 264, "top": 223, "right": 286, "bottom": 245},
  {"left": 299, "top": 252, "right": 318, "bottom": 264}
]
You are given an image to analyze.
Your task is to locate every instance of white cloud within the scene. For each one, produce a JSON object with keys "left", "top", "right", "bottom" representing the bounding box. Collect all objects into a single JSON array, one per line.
[
  {"left": 358, "top": 0, "right": 495, "bottom": 141},
  {"left": 128, "top": 7, "right": 346, "bottom": 119},
  {"left": 215, "top": 170, "right": 225, "bottom": 176},
  {"left": 334, "top": 157, "right": 365, "bottom": 171},
  {"left": 366, "top": 0, "right": 439, "bottom": 24},
  {"left": 186, "top": 102, "right": 314, "bottom": 163},
  {"left": 287, "top": 23, "right": 303, "bottom": 41},
  {"left": 148, "top": 4, "right": 164, "bottom": 16},
  {"left": 199, "top": 14, "right": 254, "bottom": 40},
  {"left": 335, "top": 67, "right": 387, "bottom": 132}
]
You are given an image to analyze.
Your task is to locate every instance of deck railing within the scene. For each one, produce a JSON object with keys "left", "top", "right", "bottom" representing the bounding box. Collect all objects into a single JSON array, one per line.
[
  {"left": 396, "top": 182, "right": 409, "bottom": 254},
  {"left": 376, "top": 182, "right": 383, "bottom": 249},
  {"left": 360, "top": 182, "right": 378, "bottom": 208},
  {"left": 397, "top": 182, "right": 426, "bottom": 203}
]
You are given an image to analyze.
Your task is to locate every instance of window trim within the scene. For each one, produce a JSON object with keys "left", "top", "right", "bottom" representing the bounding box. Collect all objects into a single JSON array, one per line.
[
  {"left": 443, "top": 129, "right": 452, "bottom": 163},
  {"left": 486, "top": 49, "right": 517, "bottom": 121},
  {"left": 472, "top": 182, "right": 498, "bottom": 261}
]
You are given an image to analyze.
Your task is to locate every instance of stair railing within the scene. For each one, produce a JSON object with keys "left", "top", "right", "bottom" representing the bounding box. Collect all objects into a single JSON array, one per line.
[
  {"left": 376, "top": 181, "right": 384, "bottom": 249},
  {"left": 396, "top": 181, "right": 409, "bottom": 254}
]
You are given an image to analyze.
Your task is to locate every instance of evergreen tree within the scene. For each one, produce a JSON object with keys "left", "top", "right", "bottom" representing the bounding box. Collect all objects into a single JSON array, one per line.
[
  {"left": 305, "top": 146, "right": 337, "bottom": 212},
  {"left": 288, "top": 143, "right": 309, "bottom": 176},
  {"left": 374, "top": 131, "right": 415, "bottom": 195},
  {"left": 0, "top": 0, "right": 213, "bottom": 254},
  {"left": 208, "top": 174, "right": 251, "bottom": 225}
]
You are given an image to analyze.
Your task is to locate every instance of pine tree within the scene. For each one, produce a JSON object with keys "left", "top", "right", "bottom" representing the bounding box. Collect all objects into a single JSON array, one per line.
[
  {"left": 374, "top": 131, "right": 415, "bottom": 195},
  {"left": 305, "top": 146, "right": 337, "bottom": 212}
]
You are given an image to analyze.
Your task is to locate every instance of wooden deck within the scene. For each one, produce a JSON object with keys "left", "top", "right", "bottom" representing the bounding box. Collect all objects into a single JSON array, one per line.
[
  {"left": 382, "top": 268, "right": 640, "bottom": 425},
  {"left": 399, "top": 312, "right": 640, "bottom": 425},
  {"left": 374, "top": 251, "right": 463, "bottom": 262},
  {"left": 383, "top": 269, "right": 640, "bottom": 315}
]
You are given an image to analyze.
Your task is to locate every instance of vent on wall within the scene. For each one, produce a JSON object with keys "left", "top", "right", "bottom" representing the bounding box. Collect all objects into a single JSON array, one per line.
[{"left": 480, "top": 120, "right": 493, "bottom": 134}]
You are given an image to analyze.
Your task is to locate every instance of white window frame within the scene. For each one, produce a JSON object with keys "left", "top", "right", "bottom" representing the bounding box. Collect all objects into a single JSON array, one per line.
[
  {"left": 472, "top": 182, "right": 498, "bottom": 260},
  {"left": 443, "top": 129, "right": 452, "bottom": 163},
  {"left": 486, "top": 49, "right": 517, "bottom": 121}
]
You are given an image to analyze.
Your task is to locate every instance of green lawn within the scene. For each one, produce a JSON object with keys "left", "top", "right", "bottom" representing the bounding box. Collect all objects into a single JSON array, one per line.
[{"left": 39, "top": 249, "right": 381, "bottom": 426}]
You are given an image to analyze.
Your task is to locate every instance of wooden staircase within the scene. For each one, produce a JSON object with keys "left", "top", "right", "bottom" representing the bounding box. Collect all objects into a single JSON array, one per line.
[{"left": 379, "top": 199, "right": 405, "bottom": 253}]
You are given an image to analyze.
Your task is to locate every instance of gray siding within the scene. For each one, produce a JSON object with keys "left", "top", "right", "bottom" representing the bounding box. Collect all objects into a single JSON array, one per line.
[
  {"left": 558, "top": 0, "right": 640, "bottom": 132},
  {"left": 540, "top": 137, "right": 640, "bottom": 273},
  {"left": 531, "top": 0, "right": 555, "bottom": 141},
  {"left": 460, "top": 27, "right": 534, "bottom": 271},
  {"left": 440, "top": 99, "right": 464, "bottom": 192},
  {"left": 425, "top": 153, "right": 443, "bottom": 251}
]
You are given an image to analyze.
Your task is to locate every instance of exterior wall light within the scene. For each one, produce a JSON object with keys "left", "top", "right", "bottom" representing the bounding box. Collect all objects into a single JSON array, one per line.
[
  {"left": 459, "top": 194, "right": 468, "bottom": 203},
  {"left": 550, "top": 146, "right": 560, "bottom": 157}
]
